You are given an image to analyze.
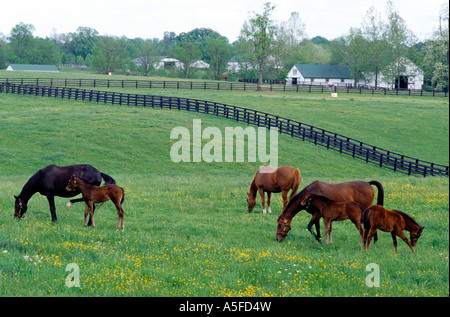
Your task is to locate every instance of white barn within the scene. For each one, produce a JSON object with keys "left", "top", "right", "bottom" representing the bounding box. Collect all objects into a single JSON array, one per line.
[
  {"left": 286, "top": 63, "right": 353, "bottom": 86},
  {"left": 6, "top": 64, "right": 59, "bottom": 72},
  {"left": 360, "top": 58, "right": 424, "bottom": 90}
]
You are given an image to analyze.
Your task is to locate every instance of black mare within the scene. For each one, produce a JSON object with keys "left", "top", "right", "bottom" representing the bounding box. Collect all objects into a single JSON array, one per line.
[{"left": 14, "top": 164, "right": 115, "bottom": 223}]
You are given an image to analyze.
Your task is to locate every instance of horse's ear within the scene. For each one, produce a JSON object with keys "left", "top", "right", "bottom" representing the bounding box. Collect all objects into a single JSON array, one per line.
[{"left": 14, "top": 195, "right": 18, "bottom": 200}]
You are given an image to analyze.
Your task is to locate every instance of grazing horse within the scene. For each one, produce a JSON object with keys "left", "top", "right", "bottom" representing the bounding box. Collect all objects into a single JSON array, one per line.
[
  {"left": 361, "top": 205, "right": 424, "bottom": 253},
  {"left": 276, "top": 180, "right": 384, "bottom": 242},
  {"left": 66, "top": 175, "right": 125, "bottom": 231},
  {"left": 247, "top": 165, "right": 301, "bottom": 214},
  {"left": 14, "top": 164, "right": 115, "bottom": 222},
  {"left": 299, "top": 194, "right": 365, "bottom": 245}
]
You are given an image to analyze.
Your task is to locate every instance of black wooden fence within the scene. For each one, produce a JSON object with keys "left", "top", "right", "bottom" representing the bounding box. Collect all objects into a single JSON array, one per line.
[
  {"left": 0, "top": 77, "right": 448, "bottom": 97},
  {"left": 1, "top": 82, "right": 448, "bottom": 177}
]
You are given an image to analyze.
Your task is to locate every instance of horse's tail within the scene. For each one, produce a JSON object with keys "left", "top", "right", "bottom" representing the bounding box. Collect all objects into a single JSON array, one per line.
[
  {"left": 101, "top": 172, "right": 116, "bottom": 185},
  {"left": 120, "top": 187, "right": 125, "bottom": 205},
  {"left": 291, "top": 168, "right": 301, "bottom": 194},
  {"left": 361, "top": 207, "right": 372, "bottom": 232},
  {"left": 369, "top": 180, "right": 384, "bottom": 206}
]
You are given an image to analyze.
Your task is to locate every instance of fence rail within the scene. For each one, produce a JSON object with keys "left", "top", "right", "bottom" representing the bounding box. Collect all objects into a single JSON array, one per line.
[
  {"left": 1, "top": 83, "right": 448, "bottom": 177},
  {"left": 0, "top": 77, "right": 448, "bottom": 97}
]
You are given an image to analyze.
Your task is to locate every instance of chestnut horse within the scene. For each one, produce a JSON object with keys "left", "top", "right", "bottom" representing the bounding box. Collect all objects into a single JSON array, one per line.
[
  {"left": 247, "top": 165, "right": 301, "bottom": 214},
  {"left": 299, "top": 194, "right": 365, "bottom": 245},
  {"left": 276, "top": 180, "right": 384, "bottom": 242},
  {"left": 361, "top": 205, "right": 424, "bottom": 253},
  {"left": 66, "top": 175, "right": 125, "bottom": 231}
]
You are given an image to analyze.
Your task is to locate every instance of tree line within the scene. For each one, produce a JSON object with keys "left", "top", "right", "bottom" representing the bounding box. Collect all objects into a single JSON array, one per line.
[{"left": 0, "top": 1, "right": 447, "bottom": 90}]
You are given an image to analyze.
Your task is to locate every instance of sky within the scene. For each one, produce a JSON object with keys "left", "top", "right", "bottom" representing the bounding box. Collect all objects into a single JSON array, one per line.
[{"left": 0, "top": 0, "right": 446, "bottom": 42}]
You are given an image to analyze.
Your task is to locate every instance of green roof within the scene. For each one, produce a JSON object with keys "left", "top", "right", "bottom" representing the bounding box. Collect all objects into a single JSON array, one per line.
[
  {"left": 6, "top": 64, "right": 59, "bottom": 72},
  {"left": 294, "top": 64, "right": 351, "bottom": 79}
]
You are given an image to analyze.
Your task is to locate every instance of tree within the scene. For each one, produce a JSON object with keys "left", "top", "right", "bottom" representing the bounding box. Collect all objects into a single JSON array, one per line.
[
  {"left": 170, "top": 38, "right": 202, "bottom": 78},
  {"left": 424, "top": 3, "right": 449, "bottom": 90},
  {"left": 384, "top": 0, "right": 417, "bottom": 88},
  {"left": 92, "top": 36, "right": 126, "bottom": 74},
  {"left": 71, "top": 27, "right": 99, "bottom": 60},
  {"left": 239, "top": 2, "right": 279, "bottom": 90},
  {"left": 205, "top": 38, "right": 232, "bottom": 79},
  {"left": 8, "top": 22, "right": 35, "bottom": 63},
  {"left": 277, "top": 12, "right": 307, "bottom": 70},
  {"left": 331, "top": 28, "right": 367, "bottom": 86},
  {"left": 177, "top": 28, "right": 228, "bottom": 61},
  {"left": 277, "top": 12, "right": 306, "bottom": 47},
  {"left": 0, "top": 33, "right": 7, "bottom": 68},
  {"left": 136, "top": 41, "right": 156, "bottom": 76},
  {"left": 31, "top": 38, "right": 60, "bottom": 64},
  {"left": 360, "top": 6, "right": 390, "bottom": 89}
]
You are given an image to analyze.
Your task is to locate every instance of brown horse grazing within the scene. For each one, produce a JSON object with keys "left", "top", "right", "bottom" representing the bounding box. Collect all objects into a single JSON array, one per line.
[
  {"left": 276, "top": 180, "right": 384, "bottom": 242},
  {"left": 361, "top": 205, "right": 424, "bottom": 254},
  {"left": 300, "top": 194, "right": 365, "bottom": 245},
  {"left": 66, "top": 175, "right": 125, "bottom": 231},
  {"left": 247, "top": 165, "right": 301, "bottom": 214}
]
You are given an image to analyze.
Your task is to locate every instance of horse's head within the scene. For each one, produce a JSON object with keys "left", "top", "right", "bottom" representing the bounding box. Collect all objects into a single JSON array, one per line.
[
  {"left": 410, "top": 226, "right": 424, "bottom": 246},
  {"left": 65, "top": 175, "right": 78, "bottom": 192},
  {"left": 246, "top": 192, "right": 256, "bottom": 213},
  {"left": 276, "top": 215, "right": 291, "bottom": 242},
  {"left": 14, "top": 195, "right": 27, "bottom": 219}
]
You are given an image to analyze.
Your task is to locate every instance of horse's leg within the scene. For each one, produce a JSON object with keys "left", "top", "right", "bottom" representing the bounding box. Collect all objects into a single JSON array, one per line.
[
  {"left": 288, "top": 184, "right": 298, "bottom": 202},
  {"left": 46, "top": 194, "right": 57, "bottom": 223},
  {"left": 115, "top": 202, "right": 125, "bottom": 232},
  {"left": 83, "top": 204, "right": 89, "bottom": 227},
  {"left": 281, "top": 190, "right": 288, "bottom": 212},
  {"left": 396, "top": 230, "right": 416, "bottom": 253},
  {"left": 87, "top": 204, "right": 95, "bottom": 226},
  {"left": 365, "top": 232, "right": 373, "bottom": 252},
  {"left": 349, "top": 215, "right": 364, "bottom": 247},
  {"left": 362, "top": 225, "right": 370, "bottom": 251},
  {"left": 329, "top": 221, "right": 334, "bottom": 244},
  {"left": 323, "top": 217, "right": 331, "bottom": 244},
  {"left": 67, "top": 197, "right": 84, "bottom": 209},
  {"left": 258, "top": 188, "right": 266, "bottom": 214},
  {"left": 87, "top": 201, "right": 95, "bottom": 228},
  {"left": 267, "top": 192, "right": 272, "bottom": 214},
  {"left": 366, "top": 228, "right": 377, "bottom": 252},
  {"left": 307, "top": 212, "right": 322, "bottom": 242},
  {"left": 314, "top": 216, "right": 321, "bottom": 242},
  {"left": 391, "top": 232, "right": 398, "bottom": 254}
]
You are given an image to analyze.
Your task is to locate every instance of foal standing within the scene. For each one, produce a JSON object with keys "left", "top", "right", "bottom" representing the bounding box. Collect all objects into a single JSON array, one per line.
[
  {"left": 300, "top": 194, "right": 365, "bottom": 245},
  {"left": 361, "top": 205, "right": 424, "bottom": 253},
  {"left": 66, "top": 175, "right": 125, "bottom": 231}
]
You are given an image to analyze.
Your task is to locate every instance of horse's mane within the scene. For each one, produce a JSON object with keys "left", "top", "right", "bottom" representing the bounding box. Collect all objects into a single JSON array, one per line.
[
  {"left": 74, "top": 176, "right": 95, "bottom": 186},
  {"left": 393, "top": 209, "right": 419, "bottom": 225},
  {"left": 248, "top": 170, "right": 259, "bottom": 198},
  {"left": 19, "top": 170, "right": 41, "bottom": 197},
  {"left": 282, "top": 180, "right": 319, "bottom": 213}
]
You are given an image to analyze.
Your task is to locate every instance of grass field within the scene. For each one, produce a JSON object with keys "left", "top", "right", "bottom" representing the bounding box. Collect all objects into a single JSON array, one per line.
[{"left": 0, "top": 76, "right": 448, "bottom": 297}]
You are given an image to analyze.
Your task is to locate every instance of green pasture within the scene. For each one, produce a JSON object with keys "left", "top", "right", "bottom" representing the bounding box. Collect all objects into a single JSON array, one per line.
[{"left": 0, "top": 81, "right": 448, "bottom": 297}]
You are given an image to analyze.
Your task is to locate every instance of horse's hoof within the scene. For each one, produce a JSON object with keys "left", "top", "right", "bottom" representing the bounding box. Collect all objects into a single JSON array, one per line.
[{"left": 66, "top": 202, "right": 73, "bottom": 209}]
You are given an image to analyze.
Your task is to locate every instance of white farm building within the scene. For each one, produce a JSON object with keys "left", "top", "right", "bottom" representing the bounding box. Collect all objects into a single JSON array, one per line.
[
  {"left": 360, "top": 58, "right": 424, "bottom": 90},
  {"left": 286, "top": 63, "right": 353, "bottom": 86}
]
